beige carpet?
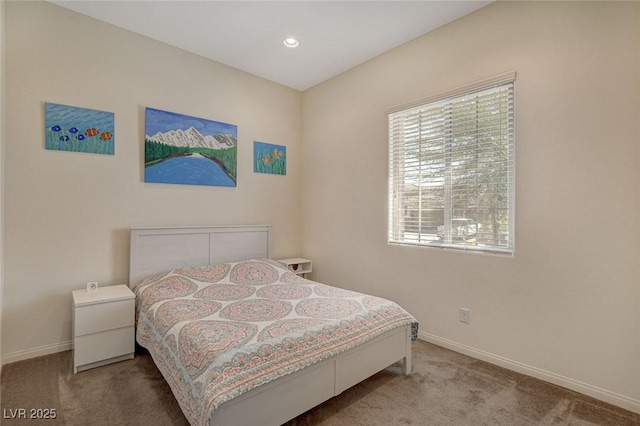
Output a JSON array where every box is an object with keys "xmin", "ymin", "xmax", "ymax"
[{"xmin": 2, "ymin": 340, "xmax": 638, "ymax": 425}]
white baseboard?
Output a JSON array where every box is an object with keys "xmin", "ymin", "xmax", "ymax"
[
  {"xmin": 3, "ymin": 334, "xmax": 639, "ymax": 416},
  {"xmin": 419, "ymin": 332, "xmax": 640, "ymax": 415},
  {"xmin": 2, "ymin": 340, "xmax": 72, "ymax": 366}
]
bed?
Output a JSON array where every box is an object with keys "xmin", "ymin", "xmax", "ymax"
[{"xmin": 129, "ymin": 225, "xmax": 417, "ymax": 426}]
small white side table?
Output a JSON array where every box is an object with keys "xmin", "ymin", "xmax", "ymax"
[
  {"xmin": 277, "ymin": 258, "xmax": 312, "ymax": 277},
  {"xmin": 72, "ymin": 284, "xmax": 135, "ymax": 373}
]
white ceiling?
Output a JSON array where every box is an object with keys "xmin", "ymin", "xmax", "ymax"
[{"xmin": 50, "ymin": 1, "xmax": 491, "ymax": 91}]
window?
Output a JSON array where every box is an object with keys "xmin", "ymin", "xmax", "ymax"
[{"xmin": 388, "ymin": 71, "xmax": 515, "ymax": 254}]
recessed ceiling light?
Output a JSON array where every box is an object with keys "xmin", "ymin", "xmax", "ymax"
[{"xmin": 283, "ymin": 37, "xmax": 299, "ymax": 48}]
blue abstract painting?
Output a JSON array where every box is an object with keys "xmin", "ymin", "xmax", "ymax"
[{"xmin": 45, "ymin": 102, "xmax": 114, "ymax": 155}]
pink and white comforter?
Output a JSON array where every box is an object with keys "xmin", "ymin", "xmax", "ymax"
[{"xmin": 133, "ymin": 259, "xmax": 417, "ymax": 425}]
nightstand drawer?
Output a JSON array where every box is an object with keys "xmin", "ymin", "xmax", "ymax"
[
  {"xmin": 74, "ymin": 327, "xmax": 135, "ymax": 366},
  {"xmin": 75, "ymin": 299, "xmax": 134, "ymax": 336}
]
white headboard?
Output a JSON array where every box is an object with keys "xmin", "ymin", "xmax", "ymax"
[{"xmin": 129, "ymin": 225, "xmax": 272, "ymax": 284}]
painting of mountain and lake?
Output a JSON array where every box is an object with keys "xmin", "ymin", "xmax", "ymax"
[{"xmin": 144, "ymin": 107, "xmax": 237, "ymax": 187}]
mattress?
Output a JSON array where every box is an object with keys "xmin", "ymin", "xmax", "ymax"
[{"xmin": 132, "ymin": 259, "xmax": 417, "ymax": 425}]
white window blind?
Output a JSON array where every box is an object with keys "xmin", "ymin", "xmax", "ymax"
[{"xmin": 388, "ymin": 72, "xmax": 515, "ymax": 254}]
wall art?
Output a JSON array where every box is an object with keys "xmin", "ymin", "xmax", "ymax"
[
  {"xmin": 144, "ymin": 107, "xmax": 237, "ymax": 187},
  {"xmin": 254, "ymin": 141, "xmax": 286, "ymax": 175},
  {"xmin": 45, "ymin": 102, "xmax": 114, "ymax": 155}
]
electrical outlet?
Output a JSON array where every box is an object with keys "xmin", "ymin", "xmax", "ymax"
[{"xmin": 459, "ymin": 308, "xmax": 470, "ymax": 324}]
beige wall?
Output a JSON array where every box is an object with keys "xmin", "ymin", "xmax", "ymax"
[
  {"xmin": 0, "ymin": 0, "xmax": 5, "ymax": 371},
  {"xmin": 302, "ymin": 1, "xmax": 639, "ymax": 411},
  {"xmin": 3, "ymin": 2, "xmax": 303, "ymax": 360}
]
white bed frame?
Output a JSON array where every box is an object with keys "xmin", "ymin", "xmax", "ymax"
[{"xmin": 129, "ymin": 225, "xmax": 412, "ymax": 426}]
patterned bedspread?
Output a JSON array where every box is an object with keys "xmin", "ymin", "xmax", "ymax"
[{"xmin": 133, "ymin": 259, "xmax": 417, "ymax": 426}]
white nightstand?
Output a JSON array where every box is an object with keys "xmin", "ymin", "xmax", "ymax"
[
  {"xmin": 72, "ymin": 284, "xmax": 135, "ymax": 373},
  {"xmin": 278, "ymin": 258, "xmax": 312, "ymax": 277}
]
